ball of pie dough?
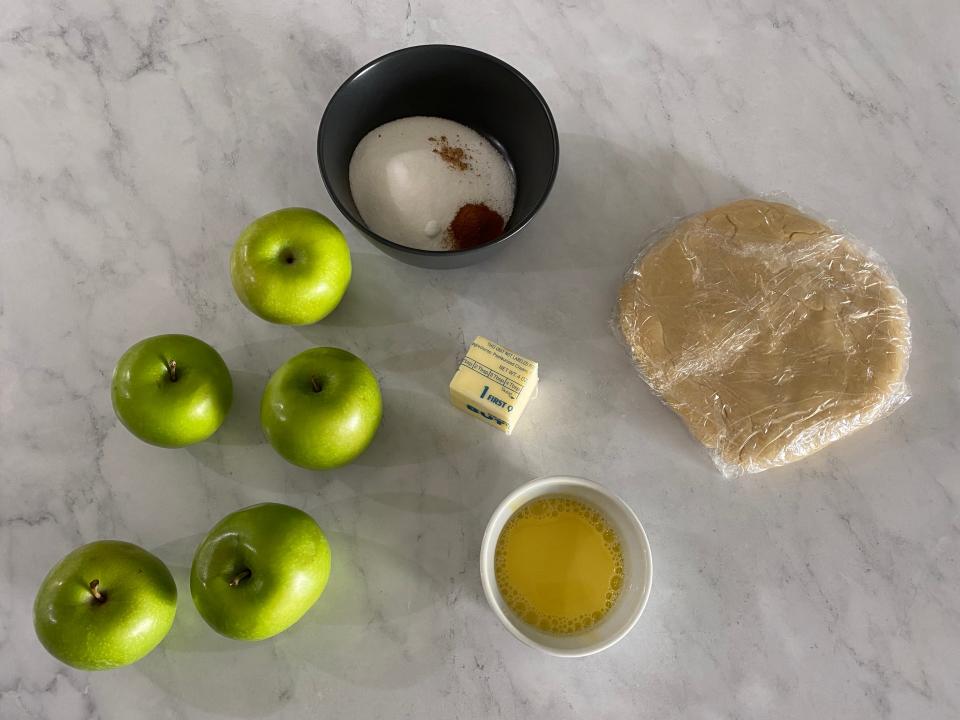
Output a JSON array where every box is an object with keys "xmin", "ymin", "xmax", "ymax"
[{"xmin": 616, "ymin": 199, "xmax": 910, "ymax": 475}]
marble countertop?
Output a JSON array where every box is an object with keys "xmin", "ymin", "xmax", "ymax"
[{"xmin": 2, "ymin": 0, "xmax": 958, "ymax": 718}]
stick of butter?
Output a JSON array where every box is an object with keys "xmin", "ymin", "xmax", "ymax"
[{"xmin": 449, "ymin": 336, "xmax": 538, "ymax": 435}]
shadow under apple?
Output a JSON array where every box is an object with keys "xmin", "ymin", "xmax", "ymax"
[
  {"xmin": 350, "ymin": 387, "xmax": 472, "ymax": 467},
  {"xmin": 356, "ymin": 491, "xmax": 468, "ymax": 515},
  {"xmin": 279, "ymin": 529, "xmax": 450, "ymax": 688},
  {"xmin": 136, "ymin": 534, "xmax": 299, "ymax": 718},
  {"xmin": 313, "ymin": 252, "xmax": 453, "ymax": 328},
  {"xmin": 292, "ymin": 315, "xmax": 458, "ymax": 399},
  {"xmin": 183, "ymin": 367, "xmax": 342, "ymax": 494},
  {"xmin": 194, "ymin": 370, "xmax": 268, "ymax": 450},
  {"xmin": 374, "ymin": 345, "xmax": 458, "ymax": 375},
  {"xmin": 137, "ymin": 527, "xmax": 450, "ymax": 706}
]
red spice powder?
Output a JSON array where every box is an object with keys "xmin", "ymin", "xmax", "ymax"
[{"xmin": 448, "ymin": 203, "xmax": 505, "ymax": 250}]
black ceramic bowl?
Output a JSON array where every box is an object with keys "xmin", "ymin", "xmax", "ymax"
[{"xmin": 318, "ymin": 45, "xmax": 559, "ymax": 269}]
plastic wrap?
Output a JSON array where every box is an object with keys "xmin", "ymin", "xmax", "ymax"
[{"xmin": 613, "ymin": 198, "xmax": 911, "ymax": 477}]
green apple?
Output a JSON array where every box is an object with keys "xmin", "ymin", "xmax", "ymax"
[
  {"xmin": 230, "ymin": 208, "xmax": 351, "ymax": 325},
  {"xmin": 190, "ymin": 503, "xmax": 331, "ymax": 640},
  {"xmin": 111, "ymin": 334, "xmax": 233, "ymax": 448},
  {"xmin": 34, "ymin": 540, "xmax": 177, "ymax": 670},
  {"xmin": 260, "ymin": 347, "xmax": 382, "ymax": 469}
]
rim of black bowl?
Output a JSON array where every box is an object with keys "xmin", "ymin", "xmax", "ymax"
[{"xmin": 317, "ymin": 44, "xmax": 560, "ymax": 258}]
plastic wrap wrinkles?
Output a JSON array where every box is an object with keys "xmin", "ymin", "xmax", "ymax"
[{"xmin": 614, "ymin": 199, "xmax": 911, "ymax": 477}]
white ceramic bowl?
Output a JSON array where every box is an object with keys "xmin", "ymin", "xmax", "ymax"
[{"xmin": 480, "ymin": 476, "xmax": 653, "ymax": 657}]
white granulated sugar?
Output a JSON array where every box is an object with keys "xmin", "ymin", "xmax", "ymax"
[{"xmin": 348, "ymin": 116, "xmax": 515, "ymax": 250}]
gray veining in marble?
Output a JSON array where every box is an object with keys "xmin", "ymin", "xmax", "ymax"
[{"xmin": 1, "ymin": 0, "xmax": 958, "ymax": 718}]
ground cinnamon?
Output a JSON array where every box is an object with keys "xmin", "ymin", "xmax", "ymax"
[
  {"xmin": 448, "ymin": 203, "xmax": 505, "ymax": 250},
  {"xmin": 429, "ymin": 135, "xmax": 472, "ymax": 171}
]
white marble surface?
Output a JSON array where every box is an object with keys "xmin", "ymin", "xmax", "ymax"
[{"xmin": 1, "ymin": 0, "xmax": 958, "ymax": 717}]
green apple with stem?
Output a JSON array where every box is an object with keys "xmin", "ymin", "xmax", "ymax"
[
  {"xmin": 111, "ymin": 334, "xmax": 233, "ymax": 448},
  {"xmin": 190, "ymin": 503, "xmax": 331, "ymax": 640},
  {"xmin": 261, "ymin": 347, "xmax": 382, "ymax": 469},
  {"xmin": 34, "ymin": 540, "xmax": 177, "ymax": 670},
  {"xmin": 230, "ymin": 208, "xmax": 352, "ymax": 325}
]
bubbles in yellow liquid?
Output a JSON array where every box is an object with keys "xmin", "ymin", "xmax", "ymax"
[{"xmin": 494, "ymin": 495, "xmax": 625, "ymax": 636}]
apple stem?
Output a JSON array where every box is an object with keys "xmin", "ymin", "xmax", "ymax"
[
  {"xmin": 229, "ymin": 569, "xmax": 251, "ymax": 587},
  {"xmin": 89, "ymin": 579, "xmax": 105, "ymax": 603},
  {"xmin": 168, "ymin": 360, "xmax": 178, "ymax": 382},
  {"xmin": 311, "ymin": 376, "xmax": 322, "ymax": 393}
]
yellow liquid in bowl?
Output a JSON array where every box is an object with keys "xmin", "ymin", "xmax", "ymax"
[{"xmin": 494, "ymin": 495, "xmax": 624, "ymax": 635}]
